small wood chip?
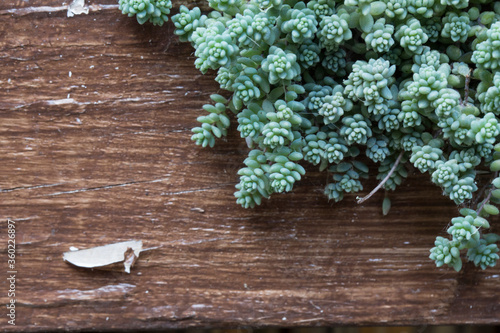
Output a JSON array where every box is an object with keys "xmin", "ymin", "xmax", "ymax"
[
  {"xmin": 67, "ymin": 0, "xmax": 89, "ymax": 17},
  {"xmin": 63, "ymin": 240, "xmax": 143, "ymax": 273}
]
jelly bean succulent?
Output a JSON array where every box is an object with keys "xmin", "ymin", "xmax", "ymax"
[
  {"xmin": 119, "ymin": 0, "xmax": 172, "ymax": 25},
  {"xmin": 120, "ymin": 0, "xmax": 500, "ymax": 272}
]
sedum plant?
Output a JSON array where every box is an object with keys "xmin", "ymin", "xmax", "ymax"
[
  {"xmin": 119, "ymin": 0, "xmax": 172, "ymax": 25},
  {"xmin": 120, "ymin": 0, "xmax": 500, "ymax": 272}
]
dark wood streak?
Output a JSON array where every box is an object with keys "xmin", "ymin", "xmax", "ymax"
[{"xmin": 0, "ymin": 1, "xmax": 499, "ymax": 331}]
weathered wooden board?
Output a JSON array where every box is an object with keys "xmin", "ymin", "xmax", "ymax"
[{"xmin": 0, "ymin": 0, "xmax": 499, "ymax": 331}]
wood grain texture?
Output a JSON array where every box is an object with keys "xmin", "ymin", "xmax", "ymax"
[{"xmin": 0, "ymin": 1, "xmax": 499, "ymax": 331}]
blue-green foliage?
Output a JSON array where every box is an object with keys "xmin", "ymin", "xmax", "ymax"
[
  {"xmin": 261, "ymin": 46, "xmax": 301, "ymax": 84},
  {"xmin": 467, "ymin": 235, "xmax": 500, "ymax": 270},
  {"xmin": 429, "ymin": 236, "xmax": 463, "ymax": 272},
  {"xmin": 317, "ymin": 12, "xmax": 352, "ymax": 51},
  {"xmin": 268, "ymin": 148, "xmax": 306, "ymax": 193},
  {"xmin": 119, "ymin": 0, "xmax": 172, "ymax": 25},
  {"xmin": 325, "ymin": 160, "xmax": 368, "ymax": 202},
  {"xmin": 191, "ymin": 94, "xmax": 230, "ymax": 147},
  {"xmin": 235, "ymin": 149, "xmax": 270, "ymax": 208},
  {"xmin": 280, "ymin": 3, "xmax": 318, "ymax": 44},
  {"xmin": 303, "ymin": 128, "xmax": 349, "ymax": 169},
  {"xmin": 442, "ymin": 12, "xmax": 471, "ymax": 43},
  {"xmin": 472, "ymin": 21, "xmax": 500, "ymax": 71},
  {"xmin": 344, "ymin": 58, "xmax": 396, "ymax": 116},
  {"xmin": 410, "ymin": 144, "xmax": 443, "ymax": 173},
  {"xmin": 362, "ymin": 18, "xmax": 395, "ymax": 54},
  {"xmin": 172, "ymin": 6, "xmax": 206, "ymax": 42},
  {"xmin": 119, "ymin": 0, "xmax": 500, "ymax": 272},
  {"xmin": 395, "ymin": 18, "xmax": 429, "ymax": 55},
  {"xmin": 340, "ymin": 114, "xmax": 372, "ymax": 145}
]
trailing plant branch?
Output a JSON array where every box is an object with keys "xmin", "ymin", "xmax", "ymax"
[
  {"xmin": 356, "ymin": 150, "xmax": 404, "ymax": 205},
  {"xmin": 476, "ymin": 171, "xmax": 499, "ymax": 216}
]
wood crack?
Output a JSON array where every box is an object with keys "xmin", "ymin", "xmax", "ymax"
[
  {"xmin": 1, "ymin": 182, "xmax": 68, "ymax": 193},
  {"xmin": 160, "ymin": 183, "xmax": 233, "ymax": 196},
  {"xmin": 41, "ymin": 177, "xmax": 171, "ymax": 196},
  {"xmin": 17, "ymin": 283, "xmax": 136, "ymax": 308}
]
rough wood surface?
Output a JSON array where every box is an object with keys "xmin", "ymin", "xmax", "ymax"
[{"xmin": 0, "ymin": 1, "xmax": 499, "ymax": 331}]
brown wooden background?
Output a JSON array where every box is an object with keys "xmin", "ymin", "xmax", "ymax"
[{"xmin": 0, "ymin": 0, "xmax": 499, "ymax": 331}]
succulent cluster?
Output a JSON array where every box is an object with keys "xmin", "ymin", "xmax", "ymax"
[
  {"xmin": 121, "ymin": 0, "xmax": 500, "ymax": 272},
  {"xmin": 119, "ymin": 0, "xmax": 172, "ymax": 25}
]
